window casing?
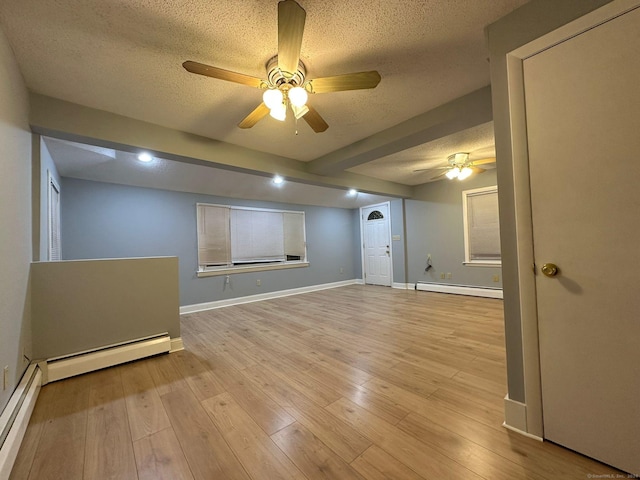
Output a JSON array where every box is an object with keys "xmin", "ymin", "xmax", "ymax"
[
  {"xmin": 462, "ymin": 186, "xmax": 501, "ymax": 265},
  {"xmin": 196, "ymin": 203, "xmax": 308, "ymax": 275}
]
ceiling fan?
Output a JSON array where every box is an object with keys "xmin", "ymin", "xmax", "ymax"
[
  {"xmin": 415, "ymin": 152, "xmax": 496, "ymax": 181},
  {"xmin": 182, "ymin": 0, "xmax": 381, "ymax": 133}
]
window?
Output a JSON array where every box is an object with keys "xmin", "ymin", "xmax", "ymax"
[
  {"xmin": 196, "ymin": 203, "xmax": 308, "ymax": 276},
  {"xmin": 462, "ymin": 186, "xmax": 501, "ymax": 265}
]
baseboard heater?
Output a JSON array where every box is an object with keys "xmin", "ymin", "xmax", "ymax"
[
  {"xmin": 0, "ymin": 364, "xmax": 41, "ymax": 480},
  {"xmin": 414, "ymin": 282, "xmax": 503, "ymax": 299},
  {"xmin": 42, "ymin": 333, "xmax": 171, "ymax": 384}
]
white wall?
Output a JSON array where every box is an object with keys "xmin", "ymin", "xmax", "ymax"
[{"xmin": 0, "ymin": 25, "xmax": 32, "ymax": 411}]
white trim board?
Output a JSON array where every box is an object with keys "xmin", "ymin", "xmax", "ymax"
[
  {"xmin": 393, "ymin": 282, "xmax": 410, "ymax": 290},
  {"xmin": 170, "ymin": 337, "xmax": 184, "ymax": 353},
  {"xmin": 415, "ymin": 282, "xmax": 503, "ymax": 299},
  {"xmin": 180, "ymin": 279, "xmax": 359, "ymax": 314},
  {"xmin": 502, "ymin": 394, "xmax": 543, "ymax": 440},
  {"xmin": 0, "ymin": 364, "xmax": 41, "ymax": 480}
]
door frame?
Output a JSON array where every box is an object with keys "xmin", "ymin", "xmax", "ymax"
[
  {"xmin": 47, "ymin": 170, "xmax": 61, "ymax": 261},
  {"xmin": 505, "ymin": 0, "xmax": 639, "ymax": 439},
  {"xmin": 359, "ymin": 201, "xmax": 393, "ymax": 286}
]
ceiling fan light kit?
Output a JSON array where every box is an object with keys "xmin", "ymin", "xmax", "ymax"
[
  {"xmin": 182, "ymin": 0, "xmax": 381, "ymax": 133},
  {"xmin": 445, "ymin": 153, "xmax": 475, "ymax": 180},
  {"xmin": 414, "ymin": 152, "xmax": 495, "ymax": 181}
]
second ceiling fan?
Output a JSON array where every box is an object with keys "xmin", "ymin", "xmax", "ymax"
[
  {"xmin": 182, "ymin": 0, "xmax": 382, "ymax": 133},
  {"xmin": 415, "ymin": 153, "xmax": 496, "ymax": 181}
]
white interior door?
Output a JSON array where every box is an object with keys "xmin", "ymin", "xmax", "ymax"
[
  {"xmin": 524, "ymin": 6, "xmax": 640, "ymax": 475},
  {"xmin": 362, "ymin": 204, "xmax": 391, "ymax": 286}
]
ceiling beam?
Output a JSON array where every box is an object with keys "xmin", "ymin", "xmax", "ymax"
[
  {"xmin": 29, "ymin": 93, "xmax": 412, "ymax": 198},
  {"xmin": 306, "ymin": 86, "xmax": 493, "ymax": 176}
]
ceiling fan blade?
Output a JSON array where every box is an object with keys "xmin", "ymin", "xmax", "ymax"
[
  {"xmin": 303, "ymin": 104, "xmax": 329, "ymax": 133},
  {"xmin": 429, "ymin": 170, "xmax": 450, "ymax": 180},
  {"xmin": 308, "ymin": 71, "xmax": 381, "ymax": 93},
  {"xmin": 471, "ymin": 157, "xmax": 496, "ymax": 166},
  {"xmin": 413, "ymin": 165, "xmax": 450, "ymax": 173},
  {"xmin": 278, "ymin": 0, "xmax": 306, "ymax": 74},
  {"xmin": 183, "ymin": 61, "xmax": 263, "ymax": 88},
  {"xmin": 238, "ymin": 103, "xmax": 270, "ymax": 129},
  {"xmin": 470, "ymin": 166, "xmax": 487, "ymax": 174}
]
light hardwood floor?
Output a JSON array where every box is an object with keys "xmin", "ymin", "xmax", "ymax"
[{"xmin": 10, "ymin": 285, "xmax": 623, "ymax": 479}]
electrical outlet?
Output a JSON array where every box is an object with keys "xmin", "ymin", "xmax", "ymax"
[
  {"xmin": 440, "ymin": 273, "xmax": 445, "ymax": 279},
  {"xmin": 493, "ymin": 274, "xmax": 500, "ymax": 282},
  {"xmin": 256, "ymin": 279, "xmax": 261, "ymax": 286},
  {"xmin": 447, "ymin": 273, "xmax": 452, "ymax": 279},
  {"xmin": 225, "ymin": 275, "xmax": 230, "ymax": 285},
  {"xmin": 339, "ymin": 267, "xmax": 344, "ymax": 274},
  {"xmin": 3, "ymin": 366, "xmax": 8, "ymax": 391}
]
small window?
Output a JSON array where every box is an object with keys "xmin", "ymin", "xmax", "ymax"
[
  {"xmin": 196, "ymin": 203, "xmax": 308, "ymax": 275},
  {"xmin": 367, "ymin": 210, "xmax": 384, "ymax": 220},
  {"xmin": 462, "ymin": 186, "xmax": 501, "ymax": 265}
]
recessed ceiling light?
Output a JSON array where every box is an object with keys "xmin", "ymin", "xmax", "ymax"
[
  {"xmin": 137, "ymin": 152, "xmax": 153, "ymax": 163},
  {"xmin": 348, "ymin": 189, "xmax": 358, "ymax": 196},
  {"xmin": 273, "ymin": 175, "xmax": 284, "ymax": 185}
]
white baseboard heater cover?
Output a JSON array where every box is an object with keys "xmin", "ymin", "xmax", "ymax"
[
  {"xmin": 44, "ymin": 334, "xmax": 171, "ymax": 384},
  {"xmin": 0, "ymin": 364, "xmax": 41, "ymax": 480},
  {"xmin": 415, "ymin": 282, "xmax": 503, "ymax": 299}
]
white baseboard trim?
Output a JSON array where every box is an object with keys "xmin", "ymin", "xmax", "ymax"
[
  {"xmin": 355, "ymin": 278, "xmax": 364, "ymax": 285},
  {"xmin": 0, "ymin": 364, "xmax": 41, "ymax": 480},
  {"xmin": 415, "ymin": 282, "xmax": 503, "ymax": 299},
  {"xmin": 503, "ymin": 422, "xmax": 544, "ymax": 441},
  {"xmin": 180, "ymin": 279, "xmax": 359, "ymax": 314},
  {"xmin": 44, "ymin": 334, "xmax": 172, "ymax": 384},
  {"xmin": 170, "ymin": 337, "xmax": 184, "ymax": 353},
  {"xmin": 503, "ymin": 395, "xmax": 543, "ymax": 441},
  {"xmin": 392, "ymin": 282, "xmax": 410, "ymax": 290}
]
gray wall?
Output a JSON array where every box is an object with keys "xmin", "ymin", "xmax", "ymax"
[
  {"xmin": 31, "ymin": 257, "xmax": 180, "ymax": 359},
  {"xmin": 0, "ymin": 25, "xmax": 32, "ymax": 411},
  {"xmin": 407, "ymin": 169, "xmax": 501, "ymax": 288},
  {"xmin": 486, "ymin": 0, "xmax": 614, "ymax": 403},
  {"xmin": 61, "ymin": 178, "xmax": 359, "ymax": 307},
  {"xmin": 351, "ymin": 208, "xmax": 363, "ymax": 280},
  {"xmin": 390, "ymin": 199, "xmax": 407, "ymax": 285}
]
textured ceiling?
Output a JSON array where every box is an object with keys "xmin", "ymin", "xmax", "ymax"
[
  {"xmin": 0, "ymin": 0, "xmax": 528, "ymax": 189},
  {"xmin": 348, "ymin": 121, "xmax": 496, "ymax": 185}
]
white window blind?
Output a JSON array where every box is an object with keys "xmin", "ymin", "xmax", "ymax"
[
  {"xmin": 231, "ymin": 209, "xmax": 285, "ymax": 263},
  {"xmin": 197, "ymin": 205, "xmax": 230, "ymax": 266},
  {"xmin": 463, "ymin": 187, "xmax": 501, "ymax": 263},
  {"xmin": 196, "ymin": 203, "xmax": 306, "ymax": 272},
  {"xmin": 283, "ymin": 212, "xmax": 306, "ymax": 258}
]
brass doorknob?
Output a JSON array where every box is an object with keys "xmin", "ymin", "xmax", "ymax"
[{"xmin": 541, "ymin": 263, "xmax": 559, "ymax": 277}]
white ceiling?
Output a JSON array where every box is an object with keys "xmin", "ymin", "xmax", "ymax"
[{"xmin": 0, "ymin": 0, "xmax": 527, "ymax": 197}]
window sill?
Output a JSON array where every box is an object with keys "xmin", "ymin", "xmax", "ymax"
[
  {"xmin": 197, "ymin": 261, "xmax": 310, "ymax": 277},
  {"xmin": 463, "ymin": 261, "xmax": 502, "ymax": 267}
]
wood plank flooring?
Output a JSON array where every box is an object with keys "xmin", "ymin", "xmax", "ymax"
[{"xmin": 10, "ymin": 285, "xmax": 623, "ymax": 479}]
